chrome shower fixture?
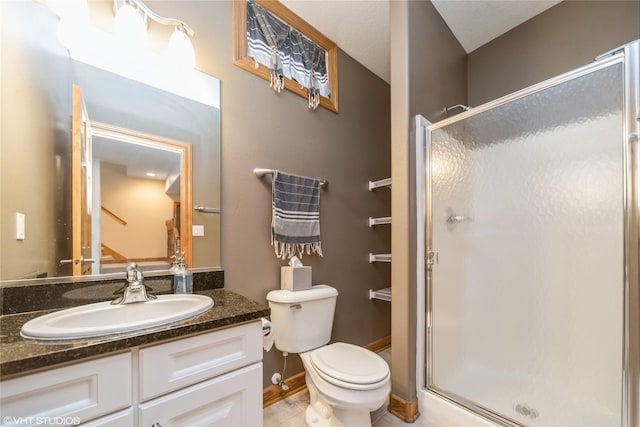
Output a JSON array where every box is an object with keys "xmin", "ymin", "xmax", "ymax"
[{"xmin": 444, "ymin": 104, "xmax": 471, "ymax": 115}]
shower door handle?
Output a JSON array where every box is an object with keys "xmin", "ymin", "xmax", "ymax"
[
  {"xmin": 427, "ymin": 251, "xmax": 439, "ymax": 268},
  {"xmin": 446, "ymin": 214, "xmax": 471, "ymax": 223}
]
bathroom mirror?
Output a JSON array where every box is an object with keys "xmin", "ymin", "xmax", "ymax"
[
  {"xmin": 0, "ymin": 2, "xmax": 221, "ymax": 283},
  {"xmin": 77, "ymin": 114, "xmax": 193, "ymax": 277}
]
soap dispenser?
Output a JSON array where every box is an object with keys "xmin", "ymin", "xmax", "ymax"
[{"xmin": 171, "ymin": 252, "xmax": 193, "ymax": 294}]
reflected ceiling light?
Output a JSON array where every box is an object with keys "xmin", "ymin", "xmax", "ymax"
[{"xmin": 113, "ymin": 0, "xmax": 196, "ymax": 67}]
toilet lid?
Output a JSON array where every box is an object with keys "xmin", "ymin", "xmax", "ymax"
[{"xmin": 309, "ymin": 343, "xmax": 390, "ymax": 389}]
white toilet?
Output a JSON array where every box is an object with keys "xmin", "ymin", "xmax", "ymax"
[{"xmin": 266, "ymin": 285, "xmax": 391, "ymax": 427}]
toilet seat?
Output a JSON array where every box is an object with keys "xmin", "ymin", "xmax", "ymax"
[{"xmin": 309, "ymin": 342, "xmax": 390, "ymax": 391}]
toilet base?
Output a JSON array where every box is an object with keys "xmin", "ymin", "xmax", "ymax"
[
  {"xmin": 304, "ymin": 375, "xmax": 375, "ymax": 427},
  {"xmin": 305, "ymin": 404, "xmax": 373, "ymax": 427}
]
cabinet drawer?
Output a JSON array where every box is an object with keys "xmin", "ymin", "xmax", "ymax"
[
  {"xmin": 0, "ymin": 353, "xmax": 131, "ymax": 426},
  {"xmin": 139, "ymin": 321, "xmax": 262, "ymax": 401},
  {"xmin": 139, "ymin": 362, "xmax": 262, "ymax": 427}
]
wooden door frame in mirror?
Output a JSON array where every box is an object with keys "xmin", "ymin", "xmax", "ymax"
[
  {"xmin": 90, "ymin": 122, "xmax": 194, "ymax": 267},
  {"xmin": 232, "ymin": 0, "xmax": 339, "ymax": 113}
]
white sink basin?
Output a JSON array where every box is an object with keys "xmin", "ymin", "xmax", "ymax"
[{"xmin": 21, "ymin": 294, "xmax": 214, "ymax": 340}]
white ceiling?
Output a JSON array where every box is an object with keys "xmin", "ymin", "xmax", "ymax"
[
  {"xmin": 280, "ymin": 0, "xmax": 390, "ymax": 82},
  {"xmin": 93, "ymin": 136, "xmax": 181, "ymax": 181},
  {"xmin": 280, "ymin": 0, "xmax": 562, "ymax": 84},
  {"xmin": 431, "ymin": 0, "xmax": 561, "ymax": 52}
]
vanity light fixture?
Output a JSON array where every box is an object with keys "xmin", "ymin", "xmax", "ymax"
[
  {"xmin": 168, "ymin": 24, "xmax": 196, "ymax": 69},
  {"xmin": 113, "ymin": 0, "xmax": 196, "ymax": 67},
  {"xmin": 114, "ymin": 1, "xmax": 147, "ymax": 48},
  {"xmin": 49, "ymin": 0, "xmax": 90, "ymax": 49}
]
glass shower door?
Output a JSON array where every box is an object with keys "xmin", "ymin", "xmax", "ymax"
[{"xmin": 427, "ymin": 61, "xmax": 625, "ymax": 426}]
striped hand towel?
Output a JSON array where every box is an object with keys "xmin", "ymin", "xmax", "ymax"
[{"xmin": 271, "ymin": 170, "xmax": 323, "ymax": 259}]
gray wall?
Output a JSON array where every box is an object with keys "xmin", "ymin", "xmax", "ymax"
[
  {"xmin": 389, "ymin": 0, "xmax": 467, "ymax": 404},
  {"xmin": 468, "ymin": 0, "xmax": 640, "ymax": 106},
  {"xmin": 409, "ymin": 1, "xmax": 468, "ymax": 121},
  {"xmin": 149, "ymin": 1, "xmax": 392, "ymax": 387}
]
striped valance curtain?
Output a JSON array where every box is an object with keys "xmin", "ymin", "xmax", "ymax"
[{"xmin": 246, "ymin": 0, "xmax": 330, "ymax": 109}]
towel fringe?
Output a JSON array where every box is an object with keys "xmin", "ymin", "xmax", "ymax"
[{"xmin": 273, "ymin": 241, "xmax": 322, "ymax": 260}]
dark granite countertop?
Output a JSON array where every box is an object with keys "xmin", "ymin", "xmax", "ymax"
[{"xmin": 0, "ymin": 289, "xmax": 270, "ymax": 379}]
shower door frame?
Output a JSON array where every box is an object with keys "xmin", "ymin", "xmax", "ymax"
[{"xmin": 415, "ymin": 41, "xmax": 639, "ymax": 427}]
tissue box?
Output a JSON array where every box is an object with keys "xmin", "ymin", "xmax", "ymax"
[{"xmin": 281, "ymin": 266, "xmax": 312, "ymax": 291}]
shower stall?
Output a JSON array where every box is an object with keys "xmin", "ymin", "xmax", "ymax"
[{"xmin": 416, "ymin": 41, "xmax": 639, "ymax": 426}]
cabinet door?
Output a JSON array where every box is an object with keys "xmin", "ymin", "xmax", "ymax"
[
  {"xmin": 81, "ymin": 409, "xmax": 134, "ymax": 427},
  {"xmin": 0, "ymin": 353, "xmax": 131, "ymax": 426},
  {"xmin": 139, "ymin": 362, "xmax": 262, "ymax": 427},
  {"xmin": 139, "ymin": 322, "xmax": 261, "ymax": 401}
]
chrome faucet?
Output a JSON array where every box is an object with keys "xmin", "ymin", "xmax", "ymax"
[{"xmin": 111, "ymin": 263, "xmax": 157, "ymax": 305}]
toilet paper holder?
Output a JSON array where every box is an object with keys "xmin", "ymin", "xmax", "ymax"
[{"xmin": 262, "ymin": 318, "xmax": 274, "ymax": 352}]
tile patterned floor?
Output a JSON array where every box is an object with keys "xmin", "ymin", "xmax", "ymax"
[{"xmin": 263, "ymin": 348, "xmax": 424, "ymax": 427}]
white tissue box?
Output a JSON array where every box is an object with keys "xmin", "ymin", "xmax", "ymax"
[{"xmin": 281, "ymin": 266, "xmax": 312, "ymax": 291}]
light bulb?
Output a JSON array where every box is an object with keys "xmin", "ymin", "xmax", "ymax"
[
  {"xmin": 52, "ymin": 0, "xmax": 89, "ymax": 49},
  {"xmin": 48, "ymin": 0, "xmax": 89, "ymax": 22},
  {"xmin": 168, "ymin": 27, "xmax": 196, "ymax": 69},
  {"xmin": 58, "ymin": 16, "xmax": 87, "ymax": 50},
  {"xmin": 114, "ymin": 3, "xmax": 146, "ymax": 48}
]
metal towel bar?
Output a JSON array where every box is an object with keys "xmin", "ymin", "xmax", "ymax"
[
  {"xmin": 194, "ymin": 206, "xmax": 220, "ymax": 214},
  {"xmin": 253, "ymin": 168, "xmax": 328, "ymax": 189}
]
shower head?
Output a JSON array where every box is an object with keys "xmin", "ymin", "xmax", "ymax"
[{"xmin": 444, "ymin": 104, "xmax": 471, "ymax": 115}]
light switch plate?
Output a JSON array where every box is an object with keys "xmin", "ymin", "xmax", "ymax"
[
  {"xmin": 192, "ymin": 225, "xmax": 205, "ymax": 236},
  {"xmin": 16, "ymin": 212, "xmax": 25, "ymax": 240}
]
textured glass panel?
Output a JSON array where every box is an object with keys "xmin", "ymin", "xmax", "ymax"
[{"xmin": 429, "ymin": 63, "xmax": 624, "ymax": 427}]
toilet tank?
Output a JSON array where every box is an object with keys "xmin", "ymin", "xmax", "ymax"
[{"xmin": 266, "ymin": 285, "xmax": 338, "ymax": 353}]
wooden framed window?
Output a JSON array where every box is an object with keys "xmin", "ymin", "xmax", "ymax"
[{"xmin": 232, "ymin": 0, "xmax": 339, "ymax": 113}]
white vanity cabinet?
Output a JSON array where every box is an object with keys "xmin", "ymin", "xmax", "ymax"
[
  {"xmin": 138, "ymin": 363, "xmax": 262, "ymax": 426},
  {"xmin": 0, "ymin": 353, "xmax": 132, "ymax": 426},
  {"xmin": 137, "ymin": 321, "xmax": 263, "ymax": 426},
  {"xmin": 0, "ymin": 321, "xmax": 263, "ymax": 427}
]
